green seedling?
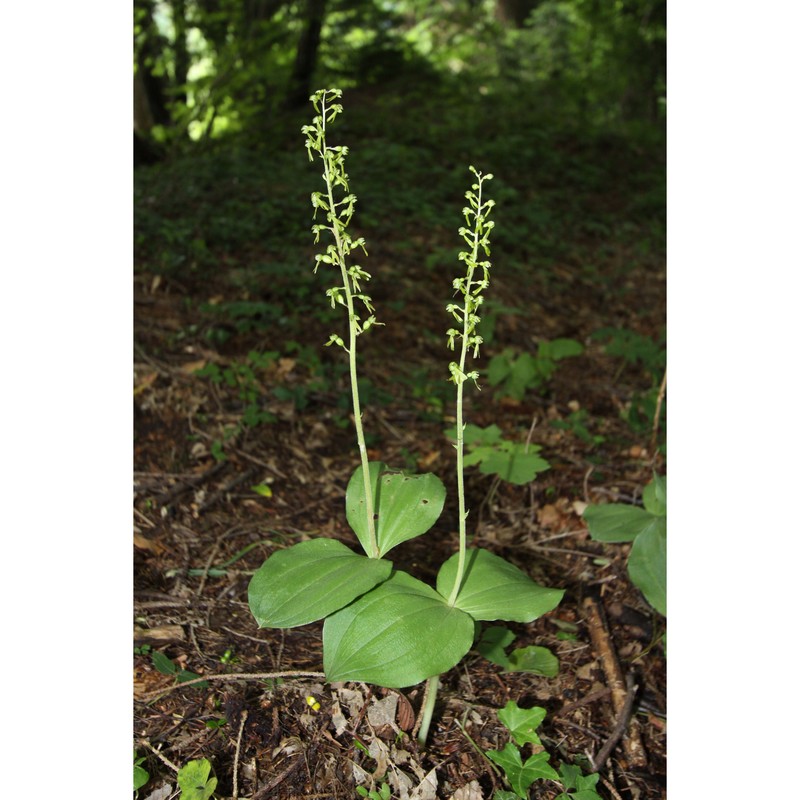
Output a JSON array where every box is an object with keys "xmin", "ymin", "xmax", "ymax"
[
  {"xmin": 151, "ymin": 651, "xmax": 209, "ymax": 688},
  {"xmin": 551, "ymin": 409, "xmax": 605, "ymax": 446},
  {"xmin": 195, "ymin": 351, "xmax": 278, "ymax": 426},
  {"xmin": 554, "ymin": 763, "xmax": 603, "ymax": 800},
  {"xmin": 486, "ymin": 702, "xmax": 559, "ymax": 797},
  {"xmin": 488, "ymin": 338, "xmax": 584, "ymax": 401},
  {"xmin": 446, "ymin": 423, "xmax": 550, "ymax": 485},
  {"xmin": 177, "ymin": 758, "xmax": 217, "ymax": 800},
  {"xmin": 591, "ymin": 326, "xmax": 666, "ymax": 446},
  {"xmin": 583, "ymin": 474, "xmax": 666, "ymax": 615},
  {"xmin": 134, "ymin": 749, "xmax": 149, "ymax": 792},
  {"xmin": 356, "ymin": 782, "xmax": 391, "ymax": 800},
  {"xmin": 592, "ymin": 326, "xmax": 665, "ymax": 378},
  {"xmin": 487, "ymin": 702, "xmax": 603, "ymax": 800},
  {"xmin": 247, "ymin": 89, "xmax": 562, "ymax": 744},
  {"xmin": 476, "ymin": 626, "xmax": 559, "ymax": 677}
]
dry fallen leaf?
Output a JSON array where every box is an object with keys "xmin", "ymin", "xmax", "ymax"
[
  {"xmin": 450, "ymin": 780, "xmax": 484, "ymax": 800},
  {"xmin": 134, "ymin": 371, "xmax": 158, "ymax": 396},
  {"xmin": 133, "ymin": 533, "xmax": 166, "ymax": 555},
  {"xmin": 181, "ymin": 359, "xmax": 207, "ymax": 374}
]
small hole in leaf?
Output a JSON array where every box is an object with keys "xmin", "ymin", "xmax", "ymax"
[
  {"xmin": 421, "ymin": 499, "xmax": 429, "ymax": 504},
  {"xmin": 373, "ymin": 514, "xmax": 379, "ymax": 520}
]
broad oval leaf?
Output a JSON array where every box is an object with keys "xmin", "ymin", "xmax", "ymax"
[
  {"xmin": 628, "ymin": 524, "xmax": 666, "ymax": 616},
  {"xmin": 506, "ymin": 645, "xmax": 559, "ymax": 677},
  {"xmin": 346, "ymin": 462, "xmax": 446, "ymax": 558},
  {"xmin": 643, "ymin": 474, "xmax": 667, "ymax": 516},
  {"xmin": 545, "ymin": 337, "xmax": 584, "ymax": 361},
  {"xmin": 323, "ymin": 570, "xmax": 475, "ymax": 688},
  {"xmin": 437, "ymin": 548, "xmax": 564, "ymax": 622},
  {"xmin": 248, "ymin": 538, "xmax": 392, "ymax": 628},
  {"xmin": 583, "ymin": 503, "xmax": 661, "ymax": 542}
]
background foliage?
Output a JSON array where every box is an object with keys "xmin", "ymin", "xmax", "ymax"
[{"xmin": 134, "ymin": 0, "xmax": 665, "ymax": 151}]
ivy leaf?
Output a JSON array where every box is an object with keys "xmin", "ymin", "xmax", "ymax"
[
  {"xmin": 486, "ymin": 743, "xmax": 558, "ymax": 797},
  {"xmin": 496, "ymin": 701, "xmax": 547, "ymax": 747}
]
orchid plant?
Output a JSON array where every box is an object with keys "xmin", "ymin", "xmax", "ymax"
[{"xmin": 247, "ymin": 88, "xmax": 563, "ymax": 744}]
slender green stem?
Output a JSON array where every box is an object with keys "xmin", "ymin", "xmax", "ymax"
[
  {"xmin": 416, "ymin": 674, "xmax": 440, "ymax": 747},
  {"xmin": 318, "ymin": 93, "xmax": 378, "ymax": 557},
  {"xmin": 447, "ymin": 281, "xmax": 473, "ymax": 606},
  {"xmin": 446, "ymin": 173, "xmax": 488, "ymax": 606}
]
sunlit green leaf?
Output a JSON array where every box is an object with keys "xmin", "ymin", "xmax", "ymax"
[
  {"xmin": 177, "ymin": 759, "xmax": 217, "ymax": 800},
  {"xmin": 323, "ymin": 571, "xmax": 475, "ymax": 688},
  {"xmin": 151, "ymin": 650, "xmax": 177, "ymax": 675},
  {"xmin": 346, "ymin": 462, "xmax": 445, "ymax": 557},
  {"xmin": 583, "ymin": 503, "xmax": 662, "ymax": 542},
  {"xmin": 486, "ymin": 743, "xmax": 558, "ymax": 796},
  {"xmin": 506, "ymin": 645, "xmax": 559, "ymax": 677},
  {"xmin": 497, "ymin": 700, "xmax": 547, "ymax": 747},
  {"xmin": 628, "ymin": 524, "xmax": 666, "ymax": 615},
  {"xmin": 475, "ymin": 625, "xmax": 516, "ymax": 668},
  {"xmin": 437, "ymin": 549, "xmax": 564, "ymax": 622},
  {"xmin": 248, "ymin": 539, "xmax": 392, "ymax": 628},
  {"xmin": 643, "ymin": 474, "xmax": 666, "ymax": 516}
]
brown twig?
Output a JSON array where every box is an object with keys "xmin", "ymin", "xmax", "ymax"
[
  {"xmin": 591, "ymin": 672, "xmax": 638, "ymax": 771},
  {"xmin": 232, "ymin": 709, "xmax": 248, "ymax": 800},
  {"xmin": 138, "ymin": 670, "xmax": 326, "ymax": 702},
  {"xmin": 555, "ymin": 686, "xmax": 611, "ymax": 717},
  {"xmin": 138, "ymin": 737, "xmax": 180, "ymax": 773},
  {"xmin": 251, "ymin": 757, "xmax": 304, "ymax": 799},
  {"xmin": 582, "ymin": 594, "xmax": 647, "ymax": 769},
  {"xmin": 152, "ymin": 459, "xmax": 228, "ymax": 507}
]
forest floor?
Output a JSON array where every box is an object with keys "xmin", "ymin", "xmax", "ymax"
[{"xmin": 134, "ymin": 83, "xmax": 666, "ymax": 800}]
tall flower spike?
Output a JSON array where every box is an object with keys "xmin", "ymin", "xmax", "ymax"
[
  {"xmin": 303, "ymin": 89, "xmax": 381, "ymax": 557},
  {"xmin": 447, "ymin": 167, "xmax": 494, "ymax": 606}
]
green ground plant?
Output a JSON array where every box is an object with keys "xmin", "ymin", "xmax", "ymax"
[
  {"xmin": 445, "ymin": 423, "xmax": 551, "ymax": 485},
  {"xmin": 150, "ymin": 651, "xmax": 209, "ymax": 688},
  {"xmin": 247, "ymin": 89, "xmax": 563, "ymax": 744},
  {"xmin": 488, "ymin": 338, "xmax": 584, "ymax": 401},
  {"xmin": 591, "ymin": 326, "xmax": 666, "ymax": 447},
  {"xmin": 484, "ymin": 701, "xmax": 603, "ymax": 800},
  {"xmin": 583, "ymin": 474, "xmax": 666, "ymax": 616},
  {"xmin": 550, "ymin": 409, "xmax": 605, "ymax": 446},
  {"xmin": 356, "ymin": 782, "xmax": 391, "ymax": 800},
  {"xmin": 177, "ymin": 758, "xmax": 217, "ymax": 800},
  {"xmin": 475, "ymin": 625, "xmax": 559, "ymax": 677},
  {"xmin": 134, "ymin": 749, "xmax": 149, "ymax": 793}
]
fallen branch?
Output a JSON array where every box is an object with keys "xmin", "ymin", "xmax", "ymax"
[
  {"xmin": 592, "ymin": 672, "xmax": 638, "ymax": 772},
  {"xmin": 138, "ymin": 670, "xmax": 326, "ymax": 702},
  {"xmin": 232, "ymin": 709, "xmax": 249, "ymax": 800},
  {"xmin": 582, "ymin": 594, "xmax": 647, "ymax": 769}
]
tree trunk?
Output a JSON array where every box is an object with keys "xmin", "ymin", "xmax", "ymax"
[
  {"xmin": 495, "ymin": 0, "xmax": 541, "ymax": 28},
  {"xmin": 134, "ymin": 0, "xmax": 172, "ymax": 128},
  {"xmin": 285, "ymin": 0, "xmax": 327, "ymax": 108},
  {"xmin": 171, "ymin": 0, "xmax": 190, "ymax": 106}
]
